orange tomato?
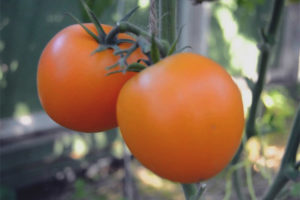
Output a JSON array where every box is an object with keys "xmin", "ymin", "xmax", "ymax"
[
  {"xmin": 37, "ymin": 23, "xmax": 145, "ymax": 132},
  {"xmin": 117, "ymin": 52, "xmax": 244, "ymax": 183}
]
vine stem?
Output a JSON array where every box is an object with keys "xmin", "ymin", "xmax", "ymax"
[
  {"xmin": 158, "ymin": 0, "xmax": 176, "ymax": 43},
  {"xmin": 246, "ymin": 0, "xmax": 286, "ymax": 140},
  {"xmin": 231, "ymin": 0, "xmax": 286, "ymax": 198},
  {"xmin": 149, "ymin": 0, "xmax": 158, "ymax": 35},
  {"xmin": 262, "ymin": 106, "xmax": 300, "ymax": 200}
]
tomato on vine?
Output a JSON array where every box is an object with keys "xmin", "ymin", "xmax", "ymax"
[
  {"xmin": 117, "ymin": 52, "xmax": 244, "ymax": 183},
  {"xmin": 37, "ymin": 23, "xmax": 146, "ymax": 132}
]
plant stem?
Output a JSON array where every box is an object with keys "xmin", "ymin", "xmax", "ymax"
[
  {"xmin": 149, "ymin": 0, "xmax": 158, "ymax": 35},
  {"xmin": 225, "ymin": 161, "xmax": 246, "ymax": 200},
  {"xmin": 105, "ymin": 21, "xmax": 168, "ymax": 56},
  {"xmin": 245, "ymin": 160, "xmax": 257, "ymax": 200},
  {"xmin": 182, "ymin": 184, "xmax": 198, "ymax": 200},
  {"xmin": 158, "ymin": 0, "xmax": 176, "ymax": 44},
  {"xmin": 262, "ymin": 106, "xmax": 300, "ymax": 200},
  {"xmin": 246, "ymin": 0, "xmax": 285, "ymax": 140},
  {"xmin": 231, "ymin": 0, "xmax": 286, "ymax": 198},
  {"xmin": 233, "ymin": 0, "xmax": 286, "ymax": 164},
  {"xmin": 182, "ymin": 184, "xmax": 206, "ymax": 200}
]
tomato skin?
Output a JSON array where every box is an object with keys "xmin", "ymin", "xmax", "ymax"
[
  {"xmin": 117, "ymin": 53, "xmax": 244, "ymax": 183},
  {"xmin": 37, "ymin": 23, "xmax": 145, "ymax": 132}
]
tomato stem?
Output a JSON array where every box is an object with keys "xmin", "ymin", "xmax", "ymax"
[
  {"xmin": 182, "ymin": 183, "xmax": 206, "ymax": 200},
  {"xmin": 105, "ymin": 22, "xmax": 169, "ymax": 57},
  {"xmin": 158, "ymin": 0, "xmax": 177, "ymax": 44}
]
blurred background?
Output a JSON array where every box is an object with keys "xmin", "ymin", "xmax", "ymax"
[{"xmin": 0, "ymin": 0, "xmax": 299, "ymax": 199}]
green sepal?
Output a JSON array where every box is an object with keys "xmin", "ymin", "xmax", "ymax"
[
  {"xmin": 127, "ymin": 62, "xmax": 147, "ymax": 71},
  {"xmin": 106, "ymin": 63, "xmax": 119, "ymax": 70},
  {"xmin": 106, "ymin": 62, "xmax": 146, "ymax": 76},
  {"xmin": 137, "ymin": 58, "xmax": 151, "ymax": 66},
  {"xmin": 116, "ymin": 39, "xmax": 136, "ymax": 44},
  {"xmin": 118, "ymin": 43, "xmax": 139, "ymax": 68},
  {"xmin": 80, "ymin": 0, "xmax": 106, "ymax": 40},
  {"xmin": 168, "ymin": 26, "xmax": 184, "ymax": 55},
  {"xmin": 114, "ymin": 48, "xmax": 132, "ymax": 56},
  {"xmin": 137, "ymin": 37, "xmax": 151, "ymax": 54},
  {"xmin": 91, "ymin": 45, "xmax": 108, "ymax": 54},
  {"xmin": 66, "ymin": 12, "xmax": 100, "ymax": 43},
  {"xmin": 150, "ymin": 34, "xmax": 160, "ymax": 64},
  {"xmin": 111, "ymin": 44, "xmax": 122, "ymax": 54},
  {"xmin": 119, "ymin": 6, "xmax": 139, "ymax": 23}
]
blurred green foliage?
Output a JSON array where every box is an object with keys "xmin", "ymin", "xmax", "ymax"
[
  {"xmin": 290, "ymin": 182, "xmax": 300, "ymax": 198},
  {"xmin": 73, "ymin": 179, "xmax": 108, "ymax": 200},
  {"xmin": 259, "ymin": 86, "xmax": 296, "ymax": 134},
  {"xmin": 0, "ymin": 0, "xmax": 81, "ymax": 118},
  {"xmin": 81, "ymin": 0, "xmax": 116, "ymax": 22},
  {"xmin": 0, "ymin": 0, "xmax": 149, "ymax": 119},
  {"xmin": 208, "ymin": 0, "xmax": 276, "ymax": 76},
  {"xmin": 72, "ymin": 178, "xmax": 129, "ymax": 200},
  {"xmin": 0, "ymin": 186, "xmax": 16, "ymax": 200}
]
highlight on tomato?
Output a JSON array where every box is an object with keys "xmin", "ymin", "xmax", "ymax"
[
  {"xmin": 37, "ymin": 23, "xmax": 146, "ymax": 133},
  {"xmin": 117, "ymin": 52, "xmax": 245, "ymax": 183}
]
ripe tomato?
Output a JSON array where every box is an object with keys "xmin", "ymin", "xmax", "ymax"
[
  {"xmin": 37, "ymin": 23, "xmax": 145, "ymax": 132},
  {"xmin": 117, "ymin": 53, "xmax": 244, "ymax": 183}
]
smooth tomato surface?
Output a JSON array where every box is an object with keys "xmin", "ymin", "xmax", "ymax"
[
  {"xmin": 37, "ymin": 23, "xmax": 145, "ymax": 132},
  {"xmin": 117, "ymin": 52, "xmax": 244, "ymax": 183}
]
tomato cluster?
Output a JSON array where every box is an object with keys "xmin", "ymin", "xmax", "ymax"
[{"xmin": 37, "ymin": 23, "xmax": 244, "ymax": 183}]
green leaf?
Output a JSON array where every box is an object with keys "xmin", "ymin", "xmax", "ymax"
[{"xmin": 150, "ymin": 34, "xmax": 160, "ymax": 64}]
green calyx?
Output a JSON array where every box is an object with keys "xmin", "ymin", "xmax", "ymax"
[
  {"xmin": 70, "ymin": 0, "xmax": 182, "ymax": 75},
  {"xmin": 68, "ymin": 0, "xmax": 148, "ymax": 74}
]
